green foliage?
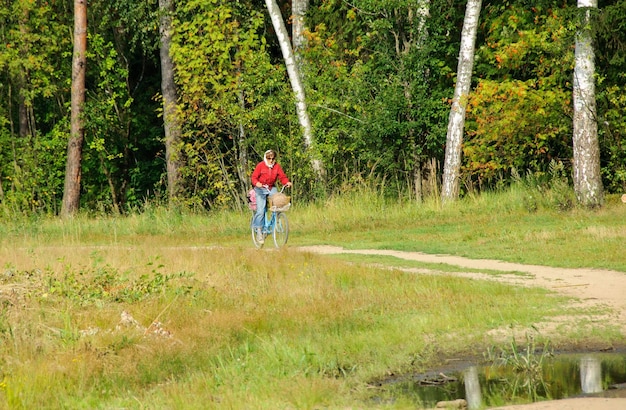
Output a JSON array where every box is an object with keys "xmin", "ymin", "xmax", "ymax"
[
  {"xmin": 0, "ymin": 0, "xmax": 162, "ymax": 214},
  {"xmin": 598, "ymin": 80, "xmax": 626, "ymax": 192},
  {"xmin": 44, "ymin": 266, "xmax": 192, "ymax": 305},
  {"xmin": 81, "ymin": 0, "xmax": 164, "ymax": 212},
  {"xmin": 465, "ymin": 80, "xmax": 572, "ymax": 187},
  {"xmin": 512, "ymin": 160, "xmax": 576, "ymax": 212},
  {"xmin": 596, "ymin": 1, "xmax": 626, "ymax": 83},
  {"xmin": 0, "ymin": 0, "xmax": 68, "ymax": 104},
  {"xmin": 477, "ymin": 2, "xmax": 576, "ymax": 84},
  {"xmin": 0, "ymin": 121, "xmax": 67, "ymax": 214},
  {"xmin": 595, "ymin": 2, "xmax": 626, "ymax": 194},
  {"xmin": 171, "ymin": 0, "xmax": 302, "ymax": 209},
  {"xmin": 465, "ymin": 3, "xmax": 575, "ymax": 190},
  {"xmin": 304, "ymin": 0, "xmax": 458, "ymax": 197},
  {"xmin": 95, "ymin": 0, "xmax": 159, "ymax": 55},
  {"xmin": 82, "ymin": 33, "xmax": 134, "ymax": 212},
  {"xmin": 0, "ymin": 0, "xmax": 71, "ymax": 214},
  {"xmin": 2, "ymin": 0, "xmax": 626, "ymax": 213}
]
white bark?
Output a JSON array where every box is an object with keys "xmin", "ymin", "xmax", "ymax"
[
  {"xmin": 580, "ymin": 356, "xmax": 603, "ymax": 394},
  {"xmin": 464, "ymin": 366, "xmax": 483, "ymax": 409},
  {"xmin": 416, "ymin": 0, "xmax": 430, "ymax": 46},
  {"xmin": 292, "ymin": 0, "xmax": 308, "ymax": 55},
  {"xmin": 265, "ymin": 0, "xmax": 323, "ymax": 176},
  {"xmin": 441, "ymin": 0, "xmax": 481, "ymax": 203},
  {"xmin": 573, "ymin": 0, "xmax": 603, "ymax": 207}
]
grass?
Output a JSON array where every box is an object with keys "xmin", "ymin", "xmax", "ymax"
[
  {"xmin": 0, "ymin": 186, "xmax": 624, "ymax": 408},
  {"xmin": 291, "ymin": 188, "xmax": 626, "ymax": 271},
  {"xmin": 331, "ymin": 253, "xmax": 533, "ymax": 277}
]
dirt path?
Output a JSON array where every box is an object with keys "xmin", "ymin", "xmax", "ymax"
[{"xmin": 296, "ymin": 245, "xmax": 626, "ymax": 410}]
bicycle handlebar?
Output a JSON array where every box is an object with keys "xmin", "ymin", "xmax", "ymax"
[{"xmin": 258, "ymin": 185, "xmax": 290, "ymax": 194}]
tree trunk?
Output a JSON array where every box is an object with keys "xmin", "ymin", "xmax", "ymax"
[
  {"xmin": 573, "ymin": 0, "xmax": 603, "ymax": 207},
  {"xmin": 440, "ymin": 0, "xmax": 481, "ymax": 204},
  {"xmin": 18, "ymin": 10, "xmax": 32, "ymax": 140},
  {"xmin": 425, "ymin": 158, "xmax": 439, "ymax": 198},
  {"xmin": 237, "ymin": 82, "xmax": 249, "ymax": 198},
  {"xmin": 264, "ymin": 0, "xmax": 323, "ymax": 178},
  {"xmin": 292, "ymin": 0, "xmax": 308, "ymax": 59},
  {"xmin": 413, "ymin": 160, "xmax": 423, "ymax": 201},
  {"xmin": 18, "ymin": 97, "xmax": 30, "ymax": 139},
  {"xmin": 61, "ymin": 0, "xmax": 87, "ymax": 217},
  {"xmin": 407, "ymin": 1, "xmax": 430, "ymax": 202},
  {"xmin": 159, "ymin": 0, "xmax": 184, "ymax": 204}
]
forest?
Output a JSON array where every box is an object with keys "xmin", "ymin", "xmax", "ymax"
[{"xmin": 1, "ymin": 0, "xmax": 625, "ymax": 215}]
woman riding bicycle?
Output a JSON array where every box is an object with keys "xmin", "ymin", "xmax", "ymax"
[{"xmin": 251, "ymin": 150, "xmax": 292, "ymax": 244}]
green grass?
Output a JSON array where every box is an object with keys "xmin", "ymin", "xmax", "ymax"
[
  {"xmin": 0, "ymin": 186, "xmax": 624, "ymax": 408},
  {"xmin": 290, "ymin": 188, "xmax": 626, "ymax": 271},
  {"xmin": 330, "ymin": 253, "xmax": 532, "ymax": 277}
]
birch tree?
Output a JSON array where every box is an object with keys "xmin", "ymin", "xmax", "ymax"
[
  {"xmin": 440, "ymin": 0, "xmax": 481, "ymax": 203},
  {"xmin": 264, "ymin": 0, "xmax": 323, "ymax": 177},
  {"xmin": 61, "ymin": 0, "xmax": 87, "ymax": 217},
  {"xmin": 292, "ymin": 0, "xmax": 308, "ymax": 65},
  {"xmin": 572, "ymin": 0, "xmax": 603, "ymax": 207},
  {"xmin": 159, "ymin": 0, "xmax": 183, "ymax": 204}
]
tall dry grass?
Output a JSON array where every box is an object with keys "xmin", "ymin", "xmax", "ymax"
[{"xmin": 0, "ymin": 241, "xmax": 573, "ymax": 408}]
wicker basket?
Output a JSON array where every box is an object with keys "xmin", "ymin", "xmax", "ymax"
[
  {"xmin": 270, "ymin": 203, "xmax": 291, "ymax": 212},
  {"xmin": 269, "ymin": 192, "xmax": 290, "ymax": 210}
]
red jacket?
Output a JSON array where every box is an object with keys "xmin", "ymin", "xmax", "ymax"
[{"xmin": 251, "ymin": 161, "xmax": 290, "ymax": 188}]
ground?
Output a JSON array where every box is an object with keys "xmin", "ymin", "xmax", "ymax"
[{"xmin": 297, "ymin": 245, "xmax": 626, "ymax": 410}]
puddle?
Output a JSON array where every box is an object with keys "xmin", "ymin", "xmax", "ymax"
[{"xmin": 381, "ymin": 351, "xmax": 626, "ymax": 408}]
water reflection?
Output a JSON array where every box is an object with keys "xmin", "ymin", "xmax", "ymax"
[
  {"xmin": 580, "ymin": 356, "xmax": 602, "ymax": 394},
  {"xmin": 464, "ymin": 366, "xmax": 482, "ymax": 409},
  {"xmin": 385, "ymin": 352, "xmax": 626, "ymax": 408}
]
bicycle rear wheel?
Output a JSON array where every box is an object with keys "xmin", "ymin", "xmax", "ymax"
[{"xmin": 272, "ymin": 212, "xmax": 289, "ymax": 247}]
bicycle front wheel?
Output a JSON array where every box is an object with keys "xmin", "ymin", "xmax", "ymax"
[{"xmin": 272, "ymin": 212, "xmax": 289, "ymax": 247}]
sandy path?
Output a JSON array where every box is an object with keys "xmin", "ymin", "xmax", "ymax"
[{"xmin": 296, "ymin": 245, "xmax": 626, "ymax": 410}]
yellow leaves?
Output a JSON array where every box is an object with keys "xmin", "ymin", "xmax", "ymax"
[
  {"xmin": 465, "ymin": 78, "xmax": 572, "ymax": 184},
  {"xmin": 495, "ymin": 53, "xmax": 503, "ymax": 68},
  {"xmin": 304, "ymin": 28, "xmax": 321, "ymax": 45}
]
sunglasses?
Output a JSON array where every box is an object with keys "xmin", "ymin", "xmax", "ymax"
[{"xmin": 267, "ymin": 157, "xmax": 275, "ymax": 161}]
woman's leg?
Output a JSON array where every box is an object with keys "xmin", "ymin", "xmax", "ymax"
[{"xmin": 252, "ymin": 187, "xmax": 268, "ymax": 229}]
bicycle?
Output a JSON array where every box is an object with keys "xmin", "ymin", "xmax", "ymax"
[{"xmin": 250, "ymin": 186, "xmax": 290, "ymax": 248}]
